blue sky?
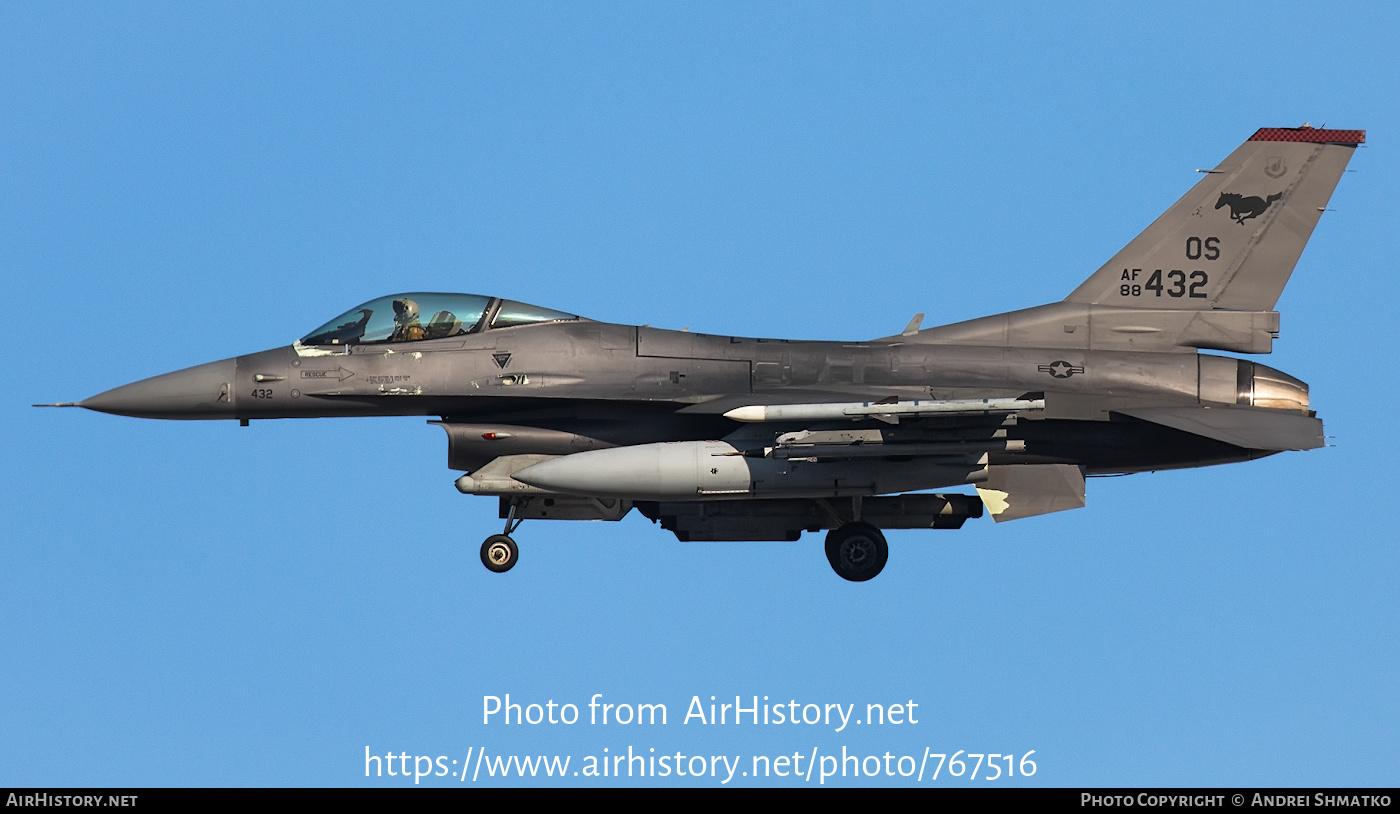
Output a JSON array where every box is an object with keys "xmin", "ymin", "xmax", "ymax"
[{"xmin": 3, "ymin": 2, "xmax": 1396, "ymax": 786}]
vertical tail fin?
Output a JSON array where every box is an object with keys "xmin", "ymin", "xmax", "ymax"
[{"xmin": 1066, "ymin": 126, "xmax": 1364, "ymax": 310}]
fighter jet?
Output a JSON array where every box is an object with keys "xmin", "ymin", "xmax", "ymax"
[{"xmin": 41, "ymin": 126, "xmax": 1363, "ymax": 580}]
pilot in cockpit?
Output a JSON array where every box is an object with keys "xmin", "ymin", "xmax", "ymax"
[{"xmin": 389, "ymin": 298, "xmax": 427, "ymax": 342}]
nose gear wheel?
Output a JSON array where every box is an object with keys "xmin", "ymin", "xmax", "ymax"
[{"xmin": 481, "ymin": 534, "xmax": 518, "ymax": 573}]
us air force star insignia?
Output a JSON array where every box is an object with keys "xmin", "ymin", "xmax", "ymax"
[
  {"xmin": 492, "ymin": 352, "xmax": 512, "ymax": 369},
  {"xmin": 1038, "ymin": 360, "xmax": 1085, "ymax": 379}
]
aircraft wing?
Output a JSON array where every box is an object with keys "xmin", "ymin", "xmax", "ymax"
[{"xmin": 720, "ymin": 396, "xmax": 1089, "ymax": 522}]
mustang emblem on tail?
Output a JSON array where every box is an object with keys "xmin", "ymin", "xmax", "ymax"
[{"xmin": 1216, "ymin": 191, "xmax": 1283, "ymax": 224}]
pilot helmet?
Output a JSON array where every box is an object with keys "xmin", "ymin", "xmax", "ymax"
[{"xmin": 392, "ymin": 298, "xmax": 420, "ymax": 324}]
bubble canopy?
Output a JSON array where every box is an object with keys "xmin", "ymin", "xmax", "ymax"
[{"xmin": 299, "ymin": 293, "xmax": 579, "ymax": 346}]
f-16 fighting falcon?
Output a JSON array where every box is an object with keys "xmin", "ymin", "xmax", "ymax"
[{"xmin": 41, "ymin": 126, "xmax": 1363, "ymax": 581}]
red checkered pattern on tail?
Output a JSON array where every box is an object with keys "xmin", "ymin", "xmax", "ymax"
[{"xmin": 1249, "ymin": 128, "xmax": 1365, "ymax": 144}]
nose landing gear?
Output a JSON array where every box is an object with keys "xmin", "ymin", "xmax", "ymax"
[
  {"xmin": 480, "ymin": 500, "xmax": 526, "ymax": 573},
  {"xmin": 480, "ymin": 534, "xmax": 518, "ymax": 572}
]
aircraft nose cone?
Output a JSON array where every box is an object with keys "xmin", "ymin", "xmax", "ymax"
[{"xmin": 80, "ymin": 358, "xmax": 237, "ymax": 420}]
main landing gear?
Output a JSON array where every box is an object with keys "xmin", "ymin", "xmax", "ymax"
[
  {"xmin": 825, "ymin": 522, "xmax": 888, "ymax": 582},
  {"xmin": 480, "ymin": 501, "xmax": 526, "ymax": 573},
  {"xmin": 479, "ymin": 496, "xmax": 892, "ymax": 580}
]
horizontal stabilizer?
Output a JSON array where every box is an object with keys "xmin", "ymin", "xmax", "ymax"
[
  {"xmin": 1118, "ymin": 405, "xmax": 1323, "ymax": 451},
  {"xmin": 976, "ymin": 464, "xmax": 1086, "ymax": 522}
]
